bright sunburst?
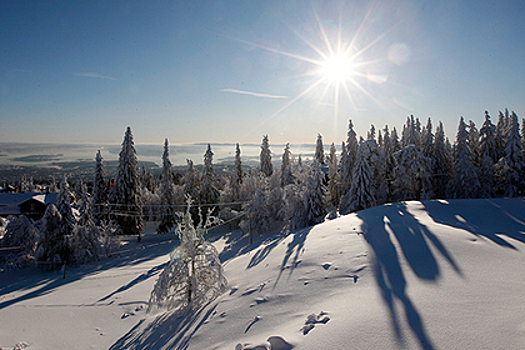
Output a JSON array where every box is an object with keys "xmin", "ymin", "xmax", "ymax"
[
  {"xmin": 236, "ymin": 4, "xmax": 397, "ymax": 138},
  {"xmin": 320, "ymin": 54, "xmax": 356, "ymax": 84}
]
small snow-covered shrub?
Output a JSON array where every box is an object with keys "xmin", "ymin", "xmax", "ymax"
[
  {"xmin": 73, "ymin": 223, "xmax": 110, "ymax": 264},
  {"xmin": 148, "ymin": 198, "xmax": 227, "ymax": 312},
  {"xmin": 1, "ymin": 215, "xmax": 39, "ymax": 269}
]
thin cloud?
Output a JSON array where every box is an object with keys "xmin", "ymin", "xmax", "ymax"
[
  {"xmin": 73, "ymin": 72, "xmax": 116, "ymax": 81},
  {"xmin": 221, "ymin": 88, "xmax": 289, "ymax": 99}
]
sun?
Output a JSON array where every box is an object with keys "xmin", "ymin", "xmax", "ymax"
[{"xmin": 320, "ymin": 54, "xmax": 356, "ymax": 84}]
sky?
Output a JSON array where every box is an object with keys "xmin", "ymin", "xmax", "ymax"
[{"xmin": 1, "ymin": 0, "xmax": 525, "ymax": 147}]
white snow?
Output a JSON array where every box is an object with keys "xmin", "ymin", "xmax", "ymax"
[{"xmin": 2, "ymin": 199, "xmax": 525, "ymax": 349}]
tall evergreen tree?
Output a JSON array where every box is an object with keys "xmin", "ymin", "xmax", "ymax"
[
  {"xmin": 340, "ymin": 141, "xmax": 375, "ymax": 214},
  {"xmin": 303, "ymin": 159, "xmax": 326, "ymax": 226},
  {"xmin": 497, "ymin": 111, "xmax": 525, "ymax": 196},
  {"xmin": 433, "ymin": 122, "xmax": 452, "ymax": 198},
  {"xmin": 93, "ymin": 150, "xmax": 108, "ymax": 226},
  {"xmin": 328, "ymin": 143, "xmax": 341, "ymax": 207},
  {"xmin": 109, "ymin": 126, "xmax": 143, "ymax": 239},
  {"xmin": 468, "ymin": 120, "xmax": 481, "ymax": 169},
  {"xmin": 260, "ymin": 135, "xmax": 273, "ymax": 177},
  {"xmin": 281, "ymin": 143, "xmax": 294, "ymax": 187},
  {"xmin": 341, "ymin": 120, "xmax": 358, "ymax": 196},
  {"xmin": 315, "ymin": 134, "xmax": 325, "ymax": 164},
  {"xmin": 231, "ymin": 143, "xmax": 244, "ymax": 201},
  {"xmin": 158, "ymin": 138, "xmax": 177, "ymax": 233},
  {"xmin": 200, "ymin": 144, "xmax": 220, "ymax": 208},
  {"xmin": 447, "ymin": 117, "xmax": 481, "ymax": 199},
  {"xmin": 479, "ymin": 111, "xmax": 497, "ymax": 197}
]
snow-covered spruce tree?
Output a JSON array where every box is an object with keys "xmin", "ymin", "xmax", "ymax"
[
  {"xmin": 495, "ymin": 110, "xmax": 507, "ymax": 161},
  {"xmin": 382, "ymin": 125, "xmax": 399, "ymax": 201},
  {"xmin": 57, "ymin": 177, "xmax": 77, "ymax": 240},
  {"xmin": 240, "ymin": 176, "xmax": 271, "ymax": 235},
  {"xmin": 199, "ymin": 144, "xmax": 220, "ymax": 219},
  {"xmin": 281, "ymin": 142, "xmax": 294, "ymax": 187},
  {"xmin": 364, "ymin": 138, "xmax": 388, "ymax": 205},
  {"xmin": 231, "ymin": 143, "xmax": 244, "ymax": 201},
  {"xmin": 184, "ymin": 159, "xmax": 200, "ymax": 202},
  {"xmin": 447, "ymin": 116, "xmax": 481, "ymax": 199},
  {"xmin": 340, "ymin": 120, "xmax": 358, "ymax": 196},
  {"xmin": 35, "ymin": 204, "xmax": 72, "ymax": 270},
  {"xmin": 340, "ymin": 140, "xmax": 376, "ymax": 214},
  {"xmin": 2, "ymin": 215, "xmax": 39, "ymax": 268},
  {"xmin": 303, "ymin": 159, "xmax": 327, "ymax": 226},
  {"xmin": 260, "ymin": 134, "xmax": 273, "ymax": 177},
  {"xmin": 328, "ymin": 142, "xmax": 341, "ymax": 207},
  {"xmin": 392, "ymin": 145, "xmax": 432, "ymax": 201},
  {"xmin": 401, "ymin": 115, "xmax": 421, "ymax": 148},
  {"xmin": 77, "ymin": 180, "xmax": 94, "ymax": 227},
  {"xmin": 468, "ymin": 120, "xmax": 481, "ymax": 169},
  {"xmin": 496, "ymin": 111, "xmax": 525, "ymax": 196},
  {"xmin": 157, "ymin": 138, "xmax": 177, "ymax": 234},
  {"xmin": 148, "ymin": 197, "xmax": 227, "ymax": 312},
  {"xmin": 93, "ymin": 150, "xmax": 109, "ymax": 226},
  {"xmin": 315, "ymin": 134, "xmax": 325, "ymax": 164},
  {"xmin": 479, "ymin": 111, "xmax": 498, "ymax": 197},
  {"xmin": 433, "ymin": 121, "xmax": 452, "ymax": 198},
  {"xmin": 109, "ymin": 126, "xmax": 143, "ymax": 238}
]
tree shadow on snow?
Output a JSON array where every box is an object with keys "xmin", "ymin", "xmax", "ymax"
[
  {"xmin": 109, "ymin": 302, "xmax": 219, "ymax": 350},
  {"xmin": 359, "ymin": 202, "xmax": 463, "ymax": 350},
  {"xmin": 422, "ymin": 198, "xmax": 525, "ymax": 249},
  {"xmin": 0, "ymin": 233, "xmax": 177, "ymax": 310}
]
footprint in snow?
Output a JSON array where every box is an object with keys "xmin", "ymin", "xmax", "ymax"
[{"xmin": 301, "ymin": 311, "xmax": 330, "ymax": 335}]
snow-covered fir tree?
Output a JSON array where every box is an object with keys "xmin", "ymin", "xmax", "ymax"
[
  {"xmin": 496, "ymin": 111, "xmax": 525, "ymax": 196},
  {"xmin": 184, "ymin": 159, "xmax": 200, "ymax": 202},
  {"xmin": 401, "ymin": 115, "xmax": 421, "ymax": 148},
  {"xmin": 328, "ymin": 142, "xmax": 341, "ymax": 207},
  {"xmin": 148, "ymin": 197, "xmax": 227, "ymax": 312},
  {"xmin": 57, "ymin": 177, "xmax": 77, "ymax": 238},
  {"xmin": 433, "ymin": 121, "xmax": 452, "ymax": 198},
  {"xmin": 240, "ymin": 176, "xmax": 271, "ymax": 235},
  {"xmin": 35, "ymin": 204, "xmax": 71, "ymax": 270},
  {"xmin": 340, "ymin": 120, "xmax": 358, "ymax": 196},
  {"xmin": 109, "ymin": 126, "xmax": 143, "ymax": 238},
  {"xmin": 157, "ymin": 138, "xmax": 177, "ymax": 234},
  {"xmin": 260, "ymin": 135, "xmax": 273, "ymax": 177},
  {"xmin": 303, "ymin": 159, "xmax": 327, "ymax": 226},
  {"xmin": 281, "ymin": 143, "xmax": 294, "ymax": 187},
  {"xmin": 199, "ymin": 144, "xmax": 220, "ymax": 209},
  {"xmin": 315, "ymin": 134, "xmax": 325, "ymax": 164},
  {"xmin": 77, "ymin": 180, "xmax": 93, "ymax": 227},
  {"xmin": 447, "ymin": 117, "xmax": 481, "ymax": 199},
  {"xmin": 93, "ymin": 150, "xmax": 109, "ymax": 226},
  {"xmin": 479, "ymin": 111, "xmax": 497, "ymax": 197},
  {"xmin": 364, "ymin": 138, "xmax": 388, "ymax": 204},
  {"xmin": 340, "ymin": 140, "xmax": 376, "ymax": 214},
  {"xmin": 392, "ymin": 145, "xmax": 432, "ymax": 201},
  {"xmin": 231, "ymin": 143, "xmax": 244, "ymax": 201},
  {"xmin": 468, "ymin": 120, "xmax": 481, "ymax": 169}
]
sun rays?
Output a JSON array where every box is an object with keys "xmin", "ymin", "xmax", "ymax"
[{"xmin": 235, "ymin": 3, "xmax": 399, "ymax": 139}]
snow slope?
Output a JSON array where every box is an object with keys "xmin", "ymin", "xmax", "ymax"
[{"xmin": 2, "ymin": 199, "xmax": 525, "ymax": 349}]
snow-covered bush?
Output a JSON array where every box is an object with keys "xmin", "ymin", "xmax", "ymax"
[
  {"xmin": 148, "ymin": 198, "xmax": 227, "ymax": 312},
  {"xmin": 73, "ymin": 223, "xmax": 110, "ymax": 264},
  {"xmin": 2, "ymin": 215, "xmax": 39, "ymax": 269}
]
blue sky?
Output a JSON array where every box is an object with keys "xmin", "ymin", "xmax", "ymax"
[{"xmin": 1, "ymin": 0, "xmax": 524, "ymax": 146}]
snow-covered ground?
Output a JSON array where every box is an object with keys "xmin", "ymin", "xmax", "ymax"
[{"xmin": 2, "ymin": 198, "xmax": 525, "ymax": 349}]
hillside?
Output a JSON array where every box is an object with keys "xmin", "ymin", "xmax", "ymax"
[{"xmin": 2, "ymin": 198, "xmax": 525, "ymax": 349}]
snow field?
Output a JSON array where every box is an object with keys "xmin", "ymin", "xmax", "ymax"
[{"xmin": 2, "ymin": 199, "xmax": 525, "ymax": 349}]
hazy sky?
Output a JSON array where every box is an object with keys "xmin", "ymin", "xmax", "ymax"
[{"xmin": 1, "ymin": 0, "xmax": 524, "ymax": 146}]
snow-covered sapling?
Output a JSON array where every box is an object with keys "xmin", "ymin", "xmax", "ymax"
[{"xmin": 148, "ymin": 197, "xmax": 227, "ymax": 312}]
